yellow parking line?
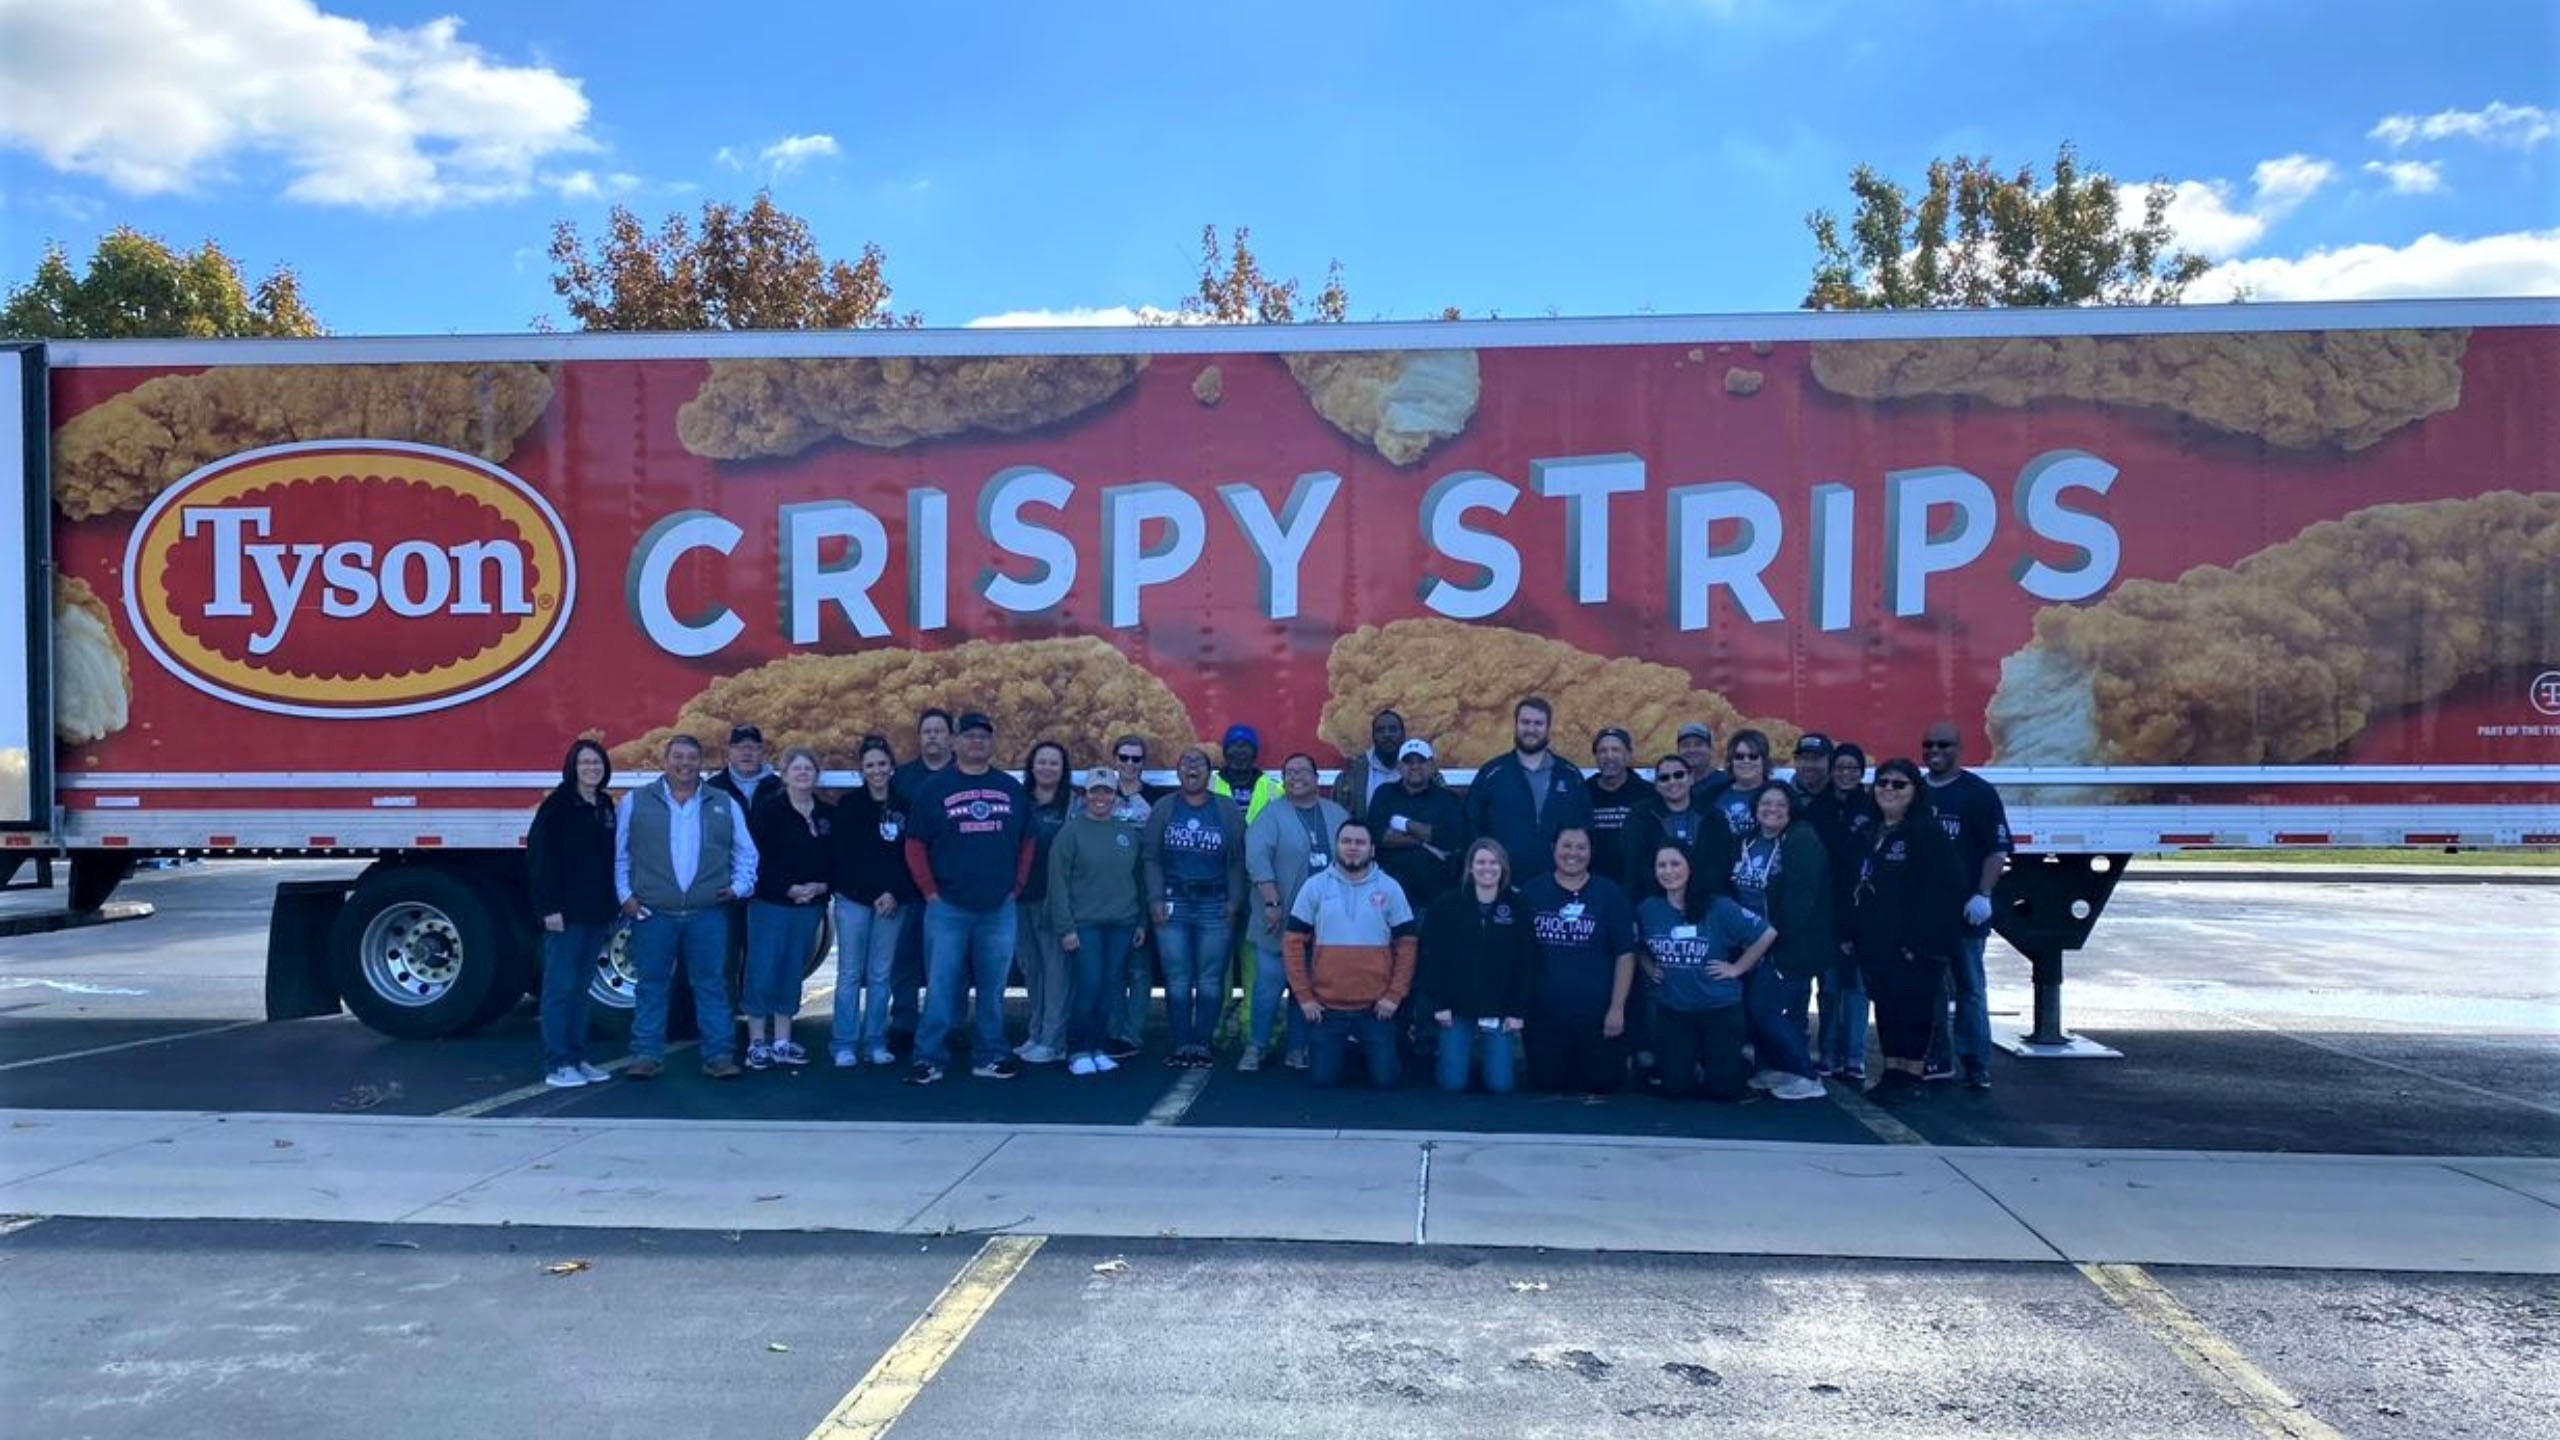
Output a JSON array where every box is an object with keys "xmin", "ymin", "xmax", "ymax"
[
  {"xmin": 2078, "ymin": 1262, "xmax": 2344, "ymax": 1440},
  {"xmin": 807, "ymin": 1234, "xmax": 1046, "ymax": 1438},
  {"xmin": 1823, "ymin": 1078, "xmax": 1930, "ymax": 1145}
]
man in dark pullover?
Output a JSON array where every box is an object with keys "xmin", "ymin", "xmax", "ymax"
[
  {"xmin": 1464, "ymin": 698, "xmax": 1592, "ymax": 885},
  {"xmin": 1622, "ymin": 755, "xmax": 1737, "ymax": 903},
  {"xmin": 1583, "ymin": 726, "xmax": 1655, "ymax": 887},
  {"xmin": 900, "ymin": 711, "xmax": 1034, "ymax": 1086},
  {"xmin": 884, "ymin": 708, "xmax": 955, "ymax": 1052},
  {"xmin": 1367, "ymin": 739, "xmax": 1466, "ymax": 910}
]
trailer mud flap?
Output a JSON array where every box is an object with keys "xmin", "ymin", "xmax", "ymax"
[{"xmin": 267, "ymin": 878, "xmax": 351, "ymax": 1021}]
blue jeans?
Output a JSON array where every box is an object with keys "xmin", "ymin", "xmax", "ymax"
[
  {"xmin": 1153, "ymin": 901, "xmax": 1232, "ymax": 1052},
  {"xmin": 1113, "ymin": 934, "xmax": 1156, "ymax": 1047},
  {"xmin": 1744, "ymin": 959, "xmax": 1817, "ymax": 1080},
  {"xmin": 916, "ymin": 898, "xmax": 1017, "ymax": 1068},
  {"xmin": 1311, "ymin": 1008, "xmax": 1400, "ymax": 1089},
  {"xmin": 1017, "ymin": 902, "xmax": 1069, "ymax": 1051},
  {"xmin": 743, "ymin": 900, "xmax": 820, "ymax": 1017},
  {"xmin": 1434, "ymin": 1018, "xmax": 1517, "ymax": 1094},
  {"xmin": 539, "ymin": 921, "xmax": 611, "ymax": 1072},
  {"xmin": 1249, "ymin": 936, "xmax": 1311, "ymax": 1057},
  {"xmin": 1070, "ymin": 924, "xmax": 1136, "ymax": 1055},
  {"xmin": 1817, "ymin": 955, "xmax": 1870, "ymax": 1074},
  {"xmin": 830, "ymin": 898, "xmax": 909, "ymax": 1052},
  {"xmin": 630, "ymin": 906, "xmax": 734, "ymax": 1065},
  {"xmin": 1927, "ymin": 931, "xmax": 1993, "ymax": 1074}
]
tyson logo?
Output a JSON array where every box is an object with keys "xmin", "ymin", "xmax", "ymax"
[{"xmin": 123, "ymin": 440, "xmax": 574, "ymax": 719}]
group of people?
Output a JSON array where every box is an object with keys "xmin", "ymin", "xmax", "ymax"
[{"xmin": 524, "ymin": 698, "xmax": 2011, "ymax": 1105}]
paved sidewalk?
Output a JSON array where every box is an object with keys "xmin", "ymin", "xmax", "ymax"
[{"xmin": 4, "ymin": 1108, "xmax": 2553, "ymax": 1273}]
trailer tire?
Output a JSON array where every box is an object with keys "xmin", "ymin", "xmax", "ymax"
[{"xmin": 328, "ymin": 866, "xmax": 510, "ymax": 1041}]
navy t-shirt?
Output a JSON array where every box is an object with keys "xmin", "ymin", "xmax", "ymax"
[
  {"xmin": 1731, "ymin": 832, "xmax": 1783, "ymax": 917},
  {"xmin": 1637, "ymin": 895, "xmax": 1769, "ymax": 1012},
  {"xmin": 1715, "ymin": 783, "xmax": 1764, "ymax": 838},
  {"xmin": 1521, "ymin": 873, "xmax": 1636, "ymax": 1021},
  {"xmin": 1926, "ymin": 770, "xmax": 2013, "ymax": 930},
  {"xmin": 907, "ymin": 767, "xmax": 1031, "ymax": 911},
  {"xmin": 1157, "ymin": 802, "xmax": 1234, "ymax": 891}
]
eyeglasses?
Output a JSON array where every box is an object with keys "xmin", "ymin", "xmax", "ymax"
[
  {"xmin": 1874, "ymin": 778, "xmax": 1913, "ymax": 790},
  {"xmin": 1921, "ymin": 740, "xmax": 1958, "ymax": 751},
  {"xmin": 1116, "ymin": 752, "xmax": 1145, "ymax": 763},
  {"xmin": 1729, "ymin": 751, "xmax": 1764, "ymax": 762}
]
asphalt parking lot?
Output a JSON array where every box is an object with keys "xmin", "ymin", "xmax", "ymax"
[
  {"xmin": 2, "ymin": 861, "xmax": 2554, "ymax": 1439},
  {"xmin": 0, "ymin": 860, "xmax": 2553, "ymax": 1155},
  {"xmin": 3, "ymin": 1218, "xmax": 2553, "ymax": 1439}
]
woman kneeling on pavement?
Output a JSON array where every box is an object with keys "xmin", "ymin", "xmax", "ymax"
[
  {"xmin": 530, "ymin": 738, "xmax": 619, "ymax": 1090},
  {"xmin": 1047, "ymin": 768, "xmax": 1148, "ymax": 1076},
  {"xmin": 743, "ymin": 747, "xmax": 832, "ymax": 1069},
  {"xmin": 1852, "ymin": 757, "xmax": 1968, "ymax": 1102},
  {"xmin": 1418, "ymin": 839, "xmax": 1535, "ymax": 1093},
  {"xmin": 1635, "ymin": 843, "xmax": 1775, "ymax": 1101}
]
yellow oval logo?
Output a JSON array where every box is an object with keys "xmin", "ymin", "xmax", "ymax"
[{"xmin": 122, "ymin": 441, "xmax": 575, "ymax": 719}]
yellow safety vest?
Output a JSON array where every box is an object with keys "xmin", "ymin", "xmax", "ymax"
[{"xmin": 1210, "ymin": 771, "xmax": 1285, "ymax": 825}]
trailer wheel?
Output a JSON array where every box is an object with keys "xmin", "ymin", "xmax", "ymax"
[
  {"xmin": 328, "ymin": 866, "xmax": 508, "ymax": 1040},
  {"xmin": 586, "ymin": 923, "xmax": 641, "ymax": 1039}
]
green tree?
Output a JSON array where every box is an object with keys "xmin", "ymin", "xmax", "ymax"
[
  {"xmin": 548, "ymin": 190, "xmax": 918, "ymax": 330},
  {"xmin": 1804, "ymin": 142, "xmax": 2210, "ymax": 309},
  {"xmin": 1176, "ymin": 226, "xmax": 1349, "ymax": 323},
  {"xmin": 2, "ymin": 227, "xmax": 322, "ymax": 338}
]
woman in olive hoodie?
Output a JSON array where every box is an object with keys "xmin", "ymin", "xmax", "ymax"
[
  {"xmin": 528, "ymin": 738, "xmax": 619, "ymax": 1089},
  {"xmin": 1047, "ymin": 768, "xmax": 1149, "ymax": 1076},
  {"xmin": 1418, "ymin": 839, "xmax": 1537, "ymax": 1094}
]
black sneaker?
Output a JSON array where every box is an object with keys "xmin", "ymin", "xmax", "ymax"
[
  {"xmin": 1921, "ymin": 1060, "xmax": 1957, "ymax": 1083},
  {"xmin": 904, "ymin": 1062, "xmax": 943, "ymax": 1087},
  {"xmin": 1104, "ymin": 1038, "xmax": 1142, "ymax": 1061},
  {"xmin": 1963, "ymin": 1067, "xmax": 1993, "ymax": 1091},
  {"xmin": 971, "ymin": 1057, "xmax": 1020, "ymax": 1080}
]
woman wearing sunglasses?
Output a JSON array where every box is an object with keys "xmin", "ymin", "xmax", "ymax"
[
  {"xmin": 1849, "ymin": 757, "xmax": 1968, "ymax": 1102},
  {"xmin": 1713, "ymin": 729, "xmax": 1775, "ymax": 838}
]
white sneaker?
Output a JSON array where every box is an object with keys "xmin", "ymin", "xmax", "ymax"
[
  {"xmin": 1093, "ymin": 1053, "xmax": 1120, "ymax": 1073},
  {"xmin": 1017, "ymin": 1043, "xmax": 1065, "ymax": 1065},
  {"xmin": 866, "ymin": 1047, "xmax": 897, "ymax": 1067},
  {"xmin": 832, "ymin": 1047, "xmax": 859, "ymax": 1068},
  {"xmin": 1772, "ymin": 1074, "xmax": 1828, "ymax": 1102},
  {"xmin": 1068, "ymin": 1053, "xmax": 1100, "ymax": 1076},
  {"xmin": 1747, "ymin": 1068, "xmax": 1783, "ymax": 1092},
  {"xmin": 1235, "ymin": 1048, "xmax": 1261, "ymax": 1073},
  {"xmin": 543, "ymin": 1066, "xmax": 588, "ymax": 1089},
  {"xmin": 575, "ymin": 1062, "xmax": 611, "ymax": 1083}
]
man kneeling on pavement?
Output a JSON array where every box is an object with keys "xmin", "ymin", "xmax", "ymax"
[{"xmin": 1284, "ymin": 819, "xmax": 1418, "ymax": 1089}]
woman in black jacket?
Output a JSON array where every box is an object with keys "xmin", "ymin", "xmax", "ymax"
[
  {"xmin": 1809, "ymin": 743, "xmax": 1881, "ymax": 1081},
  {"xmin": 1419, "ymin": 839, "xmax": 1537, "ymax": 1094},
  {"xmin": 829, "ymin": 737, "xmax": 917, "ymax": 1068},
  {"xmin": 1851, "ymin": 757, "xmax": 1969, "ymax": 1102},
  {"xmin": 743, "ymin": 747, "xmax": 833, "ymax": 1070},
  {"xmin": 528, "ymin": 738, "xmax": 618, "ymax": 1090}
]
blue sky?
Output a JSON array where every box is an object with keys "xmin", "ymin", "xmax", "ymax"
[{"xmin": 1, "ymin": 0, "xmax": 2555, "ymax": 335}]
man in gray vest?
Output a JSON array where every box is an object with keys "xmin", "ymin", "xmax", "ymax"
[
  {"xmin": 616, "ymin": 733, "xmax": 760, "ymax": 1079},
  {"xmin": 1244, "ymin": 753, "xmax": 1349, "ymax": 1072}
]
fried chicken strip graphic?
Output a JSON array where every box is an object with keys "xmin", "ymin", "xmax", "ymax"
[
  {"xmin": 1283, "ymin": 350, "xmax": 1480, "ymax": 466},
  {"xmin": 53, "ymin": 575, "xmax": 130, "ymax": 746},
  {"xmin": 1988, "ymin": 491, "xmax": 2560, "ymax": 768},
  {"xmin": 675, "ymin": 354, "xmax": 1147, "ymax": 459},
  {"xmin": 1321, "ymin": 618, "xmax": 1796, "ymax": 767},
  {"xmin": 1810, "ymin": 329, "xmax": 2467, "ymax": 452},
  {"xmin": 611, "ymin": 636, "xmax": 1197, "ymax": 771},
  {"xmin": 53, "ymin": 363, "xmax": 554, "ymax": 520}
]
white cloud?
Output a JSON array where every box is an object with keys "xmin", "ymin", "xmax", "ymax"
[
  {"xmin": 2145, "ymin": 153, "xmax": 2338, "ymax": 261},
  {"xmin": 759, "ymin": 133, "xmax": 839, "ymax": 176},
  {"xmin": 2362, "ymin": 159, "xmax": 2446, "ymax": 195},
  {"xmin": 713, "ymin": 146, "xmax": 743, "ymax": 171},
  {"xmin": 551, "ymin": 169, "xmax": 640, "ymax": 202},
  {"xmin": 0, "ymin": 0, "xmax": 596, "ymax": 209},
  {"xmin": 2195, "ymin": 229, "xmax": 2560, "ymax": 301},
  {"xmin": 966, "ymin": 305, "xmax": 1198, "ymax": 328},
  {"xmin": 2369, "ymin": 101, "xmax": 2554, "ymax": 150},
  {"xmin": 2249, "ymin": 153, "xmax": 2333, "ymax": 218}
]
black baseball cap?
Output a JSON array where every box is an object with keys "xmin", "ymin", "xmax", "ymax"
[
  {"xmin": 1794, "ymin": 732, "xmax": 1833, "ymax": 757},
  {"xmin": 955, "ymin": 711, "xmax": 995, "ymax": 735},
  {"xmin": 729, "ymin": 724, "xmax": 763, "ymax": 745}
]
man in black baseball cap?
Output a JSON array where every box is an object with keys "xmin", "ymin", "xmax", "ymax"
[
  {"xmin": 901, "ymin": 708, "xmax": 1034, "ymax": 1085},
  {"xmin": 1791, "ymin": 732, "xmax": 1833, "ymax": 800}
]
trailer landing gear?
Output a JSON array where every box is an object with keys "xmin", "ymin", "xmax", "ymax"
[{"xmin": 1990, "ymin": 851, "xmax": 2129, "ymax": 1060}]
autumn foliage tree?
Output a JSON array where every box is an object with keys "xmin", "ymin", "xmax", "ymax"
[
  {"xmin": 2, "ymin": 227, "xmax": 322, "ymax": 339},
  {"xmin": 1803, "ymin": 142, "xmax": 2210, "ymax": 309},
  {"xmin": 548, "ymin": 190, "xmax": 918, "ymax": 331},
  {"xmin": 1176, "ymin": 226, "xmax": 1349, "ymax": 323}
]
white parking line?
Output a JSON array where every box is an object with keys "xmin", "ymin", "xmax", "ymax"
[
  {"xmin": 1140, "ymin": 1067, "xmax": 1210, "ymax": 1126},
  {"xmin": 0, "ymin": 1019, "xmax": 263, "ymax": 1073}
]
